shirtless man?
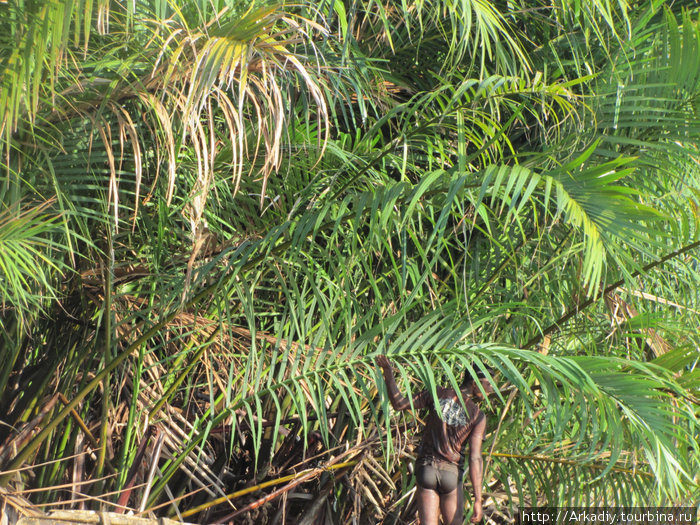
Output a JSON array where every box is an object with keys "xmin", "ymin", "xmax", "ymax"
[{"xmin": 377, "ymin": 355, "xmax": 493, "ymax": 524}]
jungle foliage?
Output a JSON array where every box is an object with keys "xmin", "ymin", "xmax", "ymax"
[{"xmin": 1, "ymin": 0, "xmax": 699, "ymax": 523}]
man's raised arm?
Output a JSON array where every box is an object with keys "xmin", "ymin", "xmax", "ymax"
[{"xmin": 376, "ymin": 355, "xmax": 412, "ymax": 411}]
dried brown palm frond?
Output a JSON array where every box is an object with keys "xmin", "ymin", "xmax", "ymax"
[
  {"xmin": 0, "ymin": 486, "xmax": 44, "ymax": 522},
  {"xmin": 148, "ymin": 5, "xmax": 329, "ymax": 233},
  {"xmin": 604, "ymin": 291, "xmax": 671, "ymax": 357},
  {"xmin": 3, "ymin": 508, "xmax": 192, "ymax": 525}
]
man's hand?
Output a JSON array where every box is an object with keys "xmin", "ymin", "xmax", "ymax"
[
  {"xmin": 470, "ymin": 500, "xmax": 483, "ymax": 523},
  {"xmin": 376, "ymin": 355, "xmax": 391, "ymax": 369}
]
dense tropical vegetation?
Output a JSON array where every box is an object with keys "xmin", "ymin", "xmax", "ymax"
[{"xmin": 1, "ymin": 0, "xmax": 699, "ymax": 522}]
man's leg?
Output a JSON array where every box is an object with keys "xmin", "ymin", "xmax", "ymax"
[
  {"xmin": 439, "ymin": 486, "xmax": 464, "ymax": 525},
  {"xmin": 417, "ymin": 486, "xmax": 441, "ymax": 525}
]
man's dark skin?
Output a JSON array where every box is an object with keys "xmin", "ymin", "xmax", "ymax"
[{"xmin": 377, "ymin": 355, "xmax": 493, "ymax": 524}]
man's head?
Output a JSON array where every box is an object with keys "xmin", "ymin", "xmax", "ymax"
[{"xmin": 461, "ymin": 366, "xmax": 494, "ymax": 401}]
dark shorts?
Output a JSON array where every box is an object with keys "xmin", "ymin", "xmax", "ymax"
[{"xmin": 415, "ymin": 456, "xmax": 463, "ymax": 494}]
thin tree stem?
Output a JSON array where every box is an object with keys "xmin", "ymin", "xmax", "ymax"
[{"xmin": 524, "ymin": 239, "xmax": 700, "ymax": 349}]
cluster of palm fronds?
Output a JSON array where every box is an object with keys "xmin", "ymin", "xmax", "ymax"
[{"xmin": 1, "ymin": 0, "xmax": 699, "ymax": 523}]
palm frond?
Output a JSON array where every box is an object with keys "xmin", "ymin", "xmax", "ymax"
[{"xmin": 0, "ymin": 199, "xmax": 66, "ymax": 319}]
